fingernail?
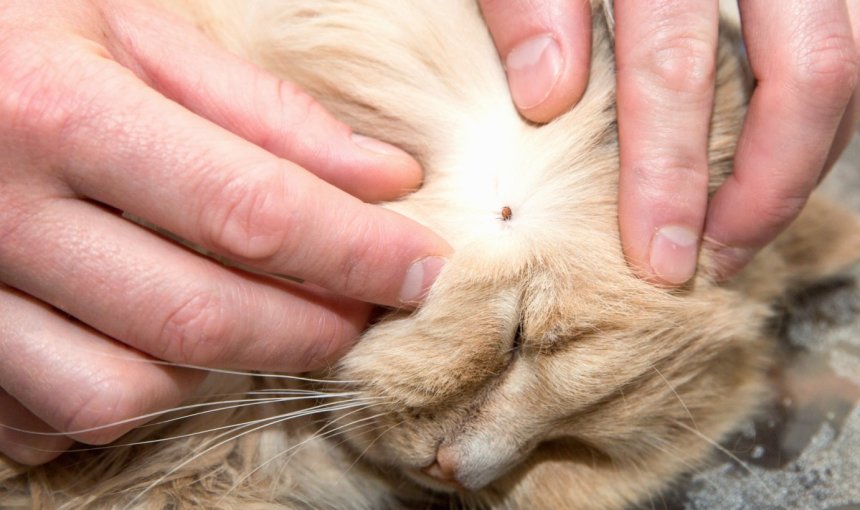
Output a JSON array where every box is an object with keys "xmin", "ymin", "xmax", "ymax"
[
  {"xmin": 399, "ymin": 256, "xmax": 447, "ymax": 305},
  {"xmin": 649, "ymin": 226, "xmax": 700, "ymax": 285},
  {"xmin": 352, "ymin": 133, "xmax": 408, "ymax": 157},
  {"xmin": 505, "ymin": 33, "xmax": 562, "ymax": 110}
]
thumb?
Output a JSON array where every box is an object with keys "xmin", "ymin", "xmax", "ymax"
[{"xmin": 479, "ymin": 0, "xmax": 593, "ymax": 123}]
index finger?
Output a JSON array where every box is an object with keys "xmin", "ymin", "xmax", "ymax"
[{"xmin": 29, "ymin": 52, "xmax": 450, "ymax": 308}]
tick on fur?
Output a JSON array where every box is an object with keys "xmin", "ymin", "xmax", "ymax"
[{"xmin": 501, "ymin": 206, "xmax": 512, "ymax": 221}]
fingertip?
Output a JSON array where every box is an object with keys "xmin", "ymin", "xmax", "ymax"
[
  {"xmin": 621, "ymin": 224, "xmax": 701, "ymax": 288},
  {"xmin": 339, "ymin": 205, "xmax": 451, "ymax": 309},
  {"xmin": 647, "ymin": 225, "xmax": 700, "ymax": 286},
  {"xmin": 617, "ymin": 166, "xmax": 707, "ymax": 288},
  {"xmin": 398, "ymin": 256, "xmax": 448, "ymax": 307},
  {"xmin": 0, "ymin": 437, "xmax": 71, "ymax": 466},
  {"xmin": 481, "ymin": 0, "xmax": 592, "ymax": 123},
  {"xmin": 505, "ymin": 34, "xmax": 564, "ymax": 115},
  {"xmin": 505, "ymin": 32, "xmax": 590, "ymax": 123},
  {"xmin": 0, "ymin": 391, "xmax": 73, "ymax": 466}
]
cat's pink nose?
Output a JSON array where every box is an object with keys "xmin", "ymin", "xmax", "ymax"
[{"xmin": 421, "ymin": 446, "xmax": 463, "ymax": 489}]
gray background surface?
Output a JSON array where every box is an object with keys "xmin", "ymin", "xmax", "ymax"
[{"xmin": 672, "ymin": 132, "xmax": 860, "ymax": 510}]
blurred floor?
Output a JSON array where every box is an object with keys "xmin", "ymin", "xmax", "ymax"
[{"xmin": 670, "ymin": 131, "xmax": 860, "ymax": 510}]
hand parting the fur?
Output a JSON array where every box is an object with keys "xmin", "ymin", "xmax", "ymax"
[
  {"xmin": 0, "ymin": 0, "xmax": 450, "ymax": 465},
  {"xmin": 482, "ymin": 0, "xmax": 860, "ymax": 285}
]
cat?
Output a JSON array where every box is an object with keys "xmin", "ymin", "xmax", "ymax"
[{"xmin": 3, "ymin": 0, "xmax": 860, "ymax": 508}]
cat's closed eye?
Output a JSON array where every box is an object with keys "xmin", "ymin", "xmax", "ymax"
[{"xmin": 509, "ymin": 321, "xmax": 524, "ymax": 355}]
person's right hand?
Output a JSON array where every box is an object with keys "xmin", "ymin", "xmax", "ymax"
[
  {"xmin": 481, "ymin": 0, "xmax": 859, "ymax": 285},
  {"xmin": 0, "ymin": 0, "xmax": 450, "ymax": 465}
]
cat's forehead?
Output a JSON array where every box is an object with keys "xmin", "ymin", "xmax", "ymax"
[{"xmin": 392, "ymin": 124, "xmax": 622, "ymax": 274}]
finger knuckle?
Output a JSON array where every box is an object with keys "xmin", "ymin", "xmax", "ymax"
[
  {"xmin": 199, "ymin": 171, "xmax": 293, "ymax": 263},
  {"xmin": 645, "ymin": 29, "xmax": 716, "ymax": 96},
  {"xmin": 295, "ymin": 313, "xmax": 352, "ymax": 371},
  {"xmin": 0, "ymin": 44, "xmax": 65, "ymax": 139},
  {"xmin": 156, "ymin": 290, "xmax": 234, "ymax": 366},
  {"xmin": 753, "ymin": 192, "xmax": 809, "ymax": 233},
  {"xmin": 336, "ymin": 219, "xmax": 380, "ymax": 296},
  {"xmin": 2, "ymin": 440, "xmax": 66, "ymax": 466},
  {"xmin": 271, "ymin": 79, "xmax": 345, "ymax": 151},
  {"xmin": 258, "ymin": 80, "xmax": 305, "ymax": 152},
  {"xmin": 632, "ymin": 156, "xmax": 711, "ymax": 203},
  {"xmin": 0, "ymin": 42, "xmax": 101, "ymax": 150},
  {"xmin": 792, "ymin": 32, "xmax": 859, "ymax": 104},
  {"xmin": 0, "ymin": 192, "xmax": 39, "ymax": 249}
]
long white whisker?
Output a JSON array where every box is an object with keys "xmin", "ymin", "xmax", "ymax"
[
  {"xmin": 180, "ymin": 388, "xmax": 333, "ymax": 402},
  {"xmin": 259, "ymin": 405, "xmax": 395, "ymax": 504},
  {"xmin": 641, "ymin": 435, "xmax": 709, "ymax": 477},
  {"xmin": 245, "ymin": 389, "xmax": 350, "ymax": 396},
  {"xmin": 41, "ymin": 397, "xmax": 383, "ymax": 454},
  {"xmin": 230, "ymin": 410, "xmax": 391, "ymax": 506},
  {"xmin": 122, "ymin": 397, "xmax": 380, "ymax": 509},
  {"xmin": 608, "ymin": 370, "xmax": 633, "ymax": 419},
  {"xmin": 0, "ymin": 392, "xmax": 361, "ymax": 437},
  {"xmin": 9, "ymin": 398, "xmax": 378, "ymax": 455},
  {"xmin": 56, "ymin": 345, "xmax": 358, "ymax": 385},
  {"xmin": 143, "ymin": 393, "xmax": 361, "ymax": 428},
  {"xmin": 673, "ymin": 420, "xmax": 769, "ymax": 490},
  {"xmin": 134, "ymin": 397, "xmax": 382, "ymax": 448},
  {"xmin": 152, "ymin": 397, "xmax": 383, "ymax": 448},
  {"xmin": 342, "ymin": 417, "xmax": 405, "ymax": 476},
  {"xmin": 650, "ymin": 364, "xmax": 698, "ymax": 430},
  {"xmin": 149, "ymin": 359, "xmax": 357, "ymax": 385},
  {"xmin": 638, "ymin": 434, "xmax": 725, "ymax": 495}
]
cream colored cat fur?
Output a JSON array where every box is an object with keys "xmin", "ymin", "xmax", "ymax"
[{"xmin": 2, "ymin": 1, "xmax": 860, "ymax": 509}]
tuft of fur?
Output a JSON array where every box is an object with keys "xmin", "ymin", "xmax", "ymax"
[{"xmin": 3, "ymin": 1, "xmax": 860, "ymax": 508}]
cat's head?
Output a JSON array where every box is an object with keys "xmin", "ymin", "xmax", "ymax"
[
  {"xmin": 334, "ymin": 225, "xmax": 771, "ymax": 496},
  {"xmin": 250, "ymin": 0, "xmax": 855, "ymax": 506},
  {"xmin": 312, "ymin": 8, "xmax": 770, "ymax": 508}
]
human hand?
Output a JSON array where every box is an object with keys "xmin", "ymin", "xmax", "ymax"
[
  {"xmin": 481, "ymin": 0, "xmax": 860, "ymax": 284},
  {"xmin": 0, "ymin": 0, "xmax": 450, "ymax": 465}
]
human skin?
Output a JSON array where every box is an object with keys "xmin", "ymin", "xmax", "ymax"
[
  {"xmin": 0, "ymin": 0, "xmax": 450, "ymax": 465},
  {"xmin": 480, "ymin": 0, "xmax": 860, "ymax": 284}
]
